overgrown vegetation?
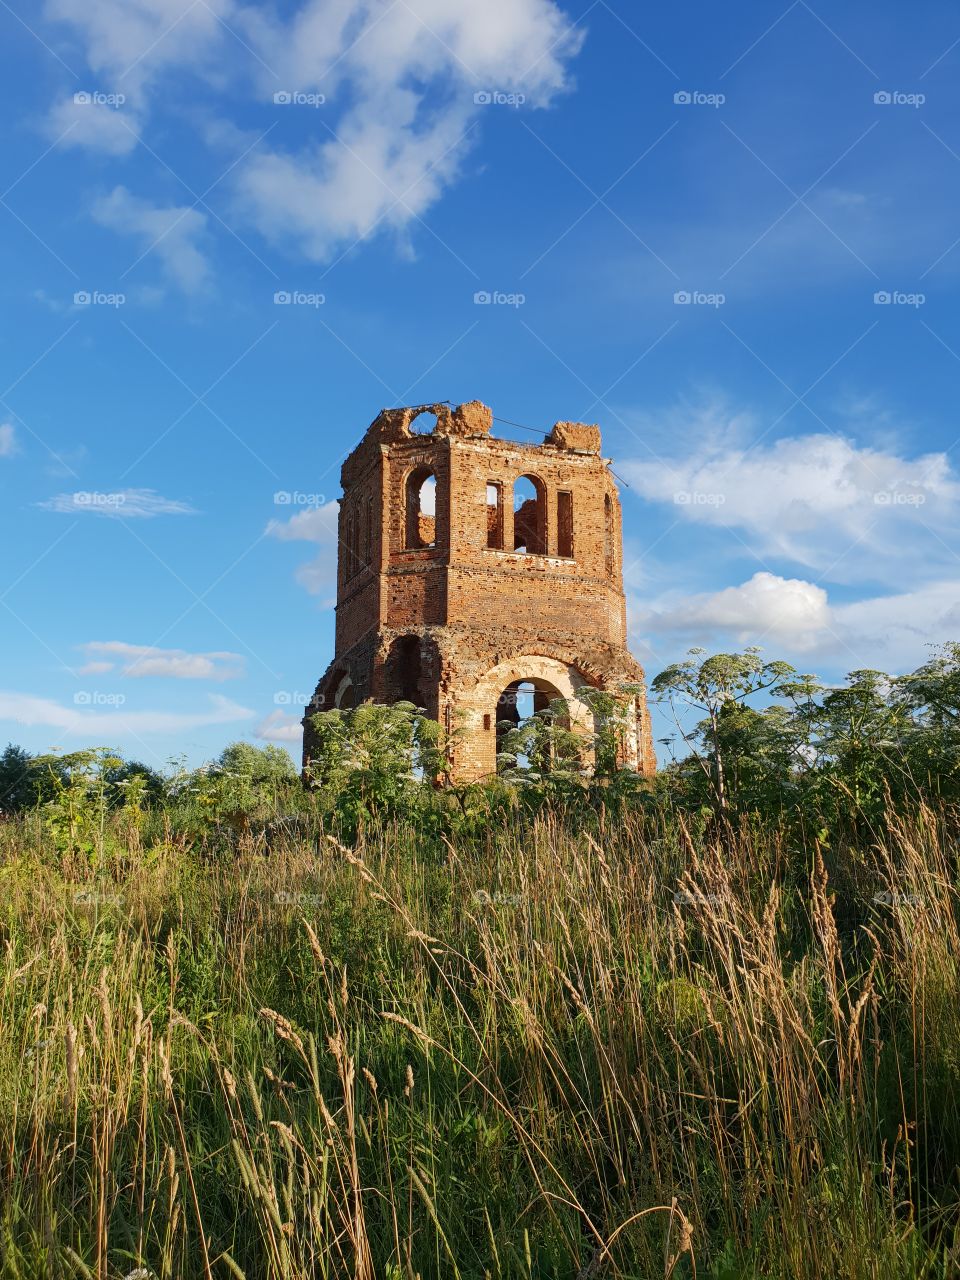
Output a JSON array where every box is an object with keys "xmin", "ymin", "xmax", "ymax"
[{"xmin": 0, "ymin": 646, "xmax": 959, "ymax": 1278}]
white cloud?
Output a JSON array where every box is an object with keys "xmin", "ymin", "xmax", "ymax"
[
  {"xmin": 46, "ymin": 95, "xmax": 139, "ymax": 155},
  {"xmin": 640, "ymin": 572, "xmax": 830, "ymax": 650},
  {"xmin": 44, "ymin": 0, "xmax": 231, "ymax": 93},
  {"xmin": 40, "ymin": 488, "xmax": 196, "ymax": 517},
  {"xmin": 0, "ymin": 691, "xmax": 254, "ymax": 736},
  {"xmin": 255, "ymin": 709, "xmax": 304, "ymax": 743},
  {"xmin": 79, "ymin": 641, "xmax": 244, "ymax": 680},
  {"xmin": 621, "ymin": 412, "xmax": 960, "ymax": 579},
  {"xmin": 267, "ymin": 500, "xmax": 340, "ymax": 598},
  {"xmin": 236, "ymin": 0, "xmax": 583, "ymax": 260},
  {"xmin": 632, "ymin": 572, "xmax": 960, "ymax": 673},
  {"xmin": 92, "ymin": 187, "xmax": 211, "ymax": 293},
  {"xmin": 0, "ymin": 424, "xmax": 16, "ymax": 457},
  {"xmin": 43, "ymin": 0, "xmax": 582, "ymax": 268}
]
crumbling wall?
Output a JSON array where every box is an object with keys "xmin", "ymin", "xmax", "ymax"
[{"xmin": 303, "ymin": 400, "xmax": 655, "ymax": 781}]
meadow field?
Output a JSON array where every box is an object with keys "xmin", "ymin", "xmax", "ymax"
[{"xmin": 1, "ymin": 649, "xmax": 959, "ymax": 1279}]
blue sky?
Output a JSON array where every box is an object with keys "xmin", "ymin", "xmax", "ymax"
[{"xmin": 2, "ymin": 0, "xmax": 960, "ymax": 769}]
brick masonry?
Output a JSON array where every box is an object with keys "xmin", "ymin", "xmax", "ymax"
[{"xmin": 302, "ymin": 400, "xmax": 656, "ymax": 781}]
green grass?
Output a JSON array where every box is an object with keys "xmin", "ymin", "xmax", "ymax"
[{"xmin": 0, "ymin": 802, "xmax": 959, "ymax": 1278}]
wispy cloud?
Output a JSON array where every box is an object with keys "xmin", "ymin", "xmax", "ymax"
[
  {"xmin": 255, "ymin": 709, "xmax": 303, "ymax": 743},
  {"xmin": 92, "ymin": 187, "xmax": 211, "ymax": 294},
  {"xmin": 78, "ymin": 641, "xmax": 244, "ymax": 680},
  {"xmin": 0, "ymin": 424, "xmax": 16, "ymax": 458},
  {"xmin": 40, "ymin": 488, "xmax": 196, "ymax": 517},
  {"xmin": 0, "ymin": 691, "xmax": 254, "ymax": 736}
]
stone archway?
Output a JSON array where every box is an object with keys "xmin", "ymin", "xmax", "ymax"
[{"xmin": 454, "ymin": 655, "xmax": 596, "ymax": 780}]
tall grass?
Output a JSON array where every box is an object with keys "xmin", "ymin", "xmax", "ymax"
[{"xmin": 0, "ymin": 802, "xmax": 958, "ymax": 1278}]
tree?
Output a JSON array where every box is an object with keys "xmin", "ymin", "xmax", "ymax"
[{"xmin": 651, "ymin": 649, "xmax": 804, "ymax": 818}]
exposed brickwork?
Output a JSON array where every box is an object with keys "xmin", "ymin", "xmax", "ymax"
[{"xmin": 303, "ymin": 401, "xmax": 656, "ymax": 781}]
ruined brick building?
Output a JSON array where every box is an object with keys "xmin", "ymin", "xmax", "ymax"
[{"xmin": 302, "ymin": 400, "xmax": 655, "ymax": 781}]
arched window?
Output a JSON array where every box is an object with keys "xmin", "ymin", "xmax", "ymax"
[
  {"xmin": 486, "ymin": 482, "xmax": 503, "ymax": 549},
  {"xmin": 386, "ymin": 633, "xmax": 437, "ymax": 709},
  {"xmin": 512, "ymin": 474, "xmax": 546, "ymax": 554},
  {"xmin": 604, "ymin": 493, "xmax": 615, "ymax": 576},
  {"xmin": 405, "ymin": 467, "xmax": 437, "ymax": 549}
]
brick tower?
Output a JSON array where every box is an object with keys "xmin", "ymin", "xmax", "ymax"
[{"xmin": 302, "ymin": 400, "xmax": 655, "ymax": 781}]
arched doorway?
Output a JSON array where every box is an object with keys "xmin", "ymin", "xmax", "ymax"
[{"xmin": 461, "ymin": 655, "xmax": 596, "ymax": 780}]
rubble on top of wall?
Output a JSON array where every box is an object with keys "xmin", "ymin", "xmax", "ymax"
[{"xmin": 546, "ymin": 421, "xmax": 602, "ymax": 453}]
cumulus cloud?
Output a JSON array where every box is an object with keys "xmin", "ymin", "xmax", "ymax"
[
  {"xmin": 267, "ymin": 500, "xmax": 340, "ymax": 598},
  {"xmin": 40, "ymin": 488, "xmax": 196, "ymax": 517},
  {"xmin": 237, "ymin": 0, "xmax": 582, "ymax": 260},
  {"xmin": 632, "ymin": 572, "xmax": 960, "ymax": 673},
  {"xmin": 255, "ymin": 709, "xmax": 304, "ymax": 743},
  {"xmin": 0, "ymin": 690, "xmax": 253, "ymax": 736},
  {"xmin": 79, "ymin": 641, "xmax": 244, "ymax": 680},
  {"xmin": 46, "ymin": 94, "xmax": 139, "ymax": 155},
  {"xmin": 0, "ymin": 424, "xmax": 16, "ymax": 458},
  {"xmin": 620, "ymin": 400, "xmax": 960, "ymax": 581},
  {"xmin": 45, "ymin": 0, "xmax": 583, "ymax": 268},
  {"xmin": 44, "ymin": 0, "xmax": 231, "ymax": 94},
  {"xmin": 92, "ymin": 187, "xmax": 211, "ymax": 293},
  {"xmin": 639, "ymin": 572, "xmax": 831, "ymax": 650}
]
